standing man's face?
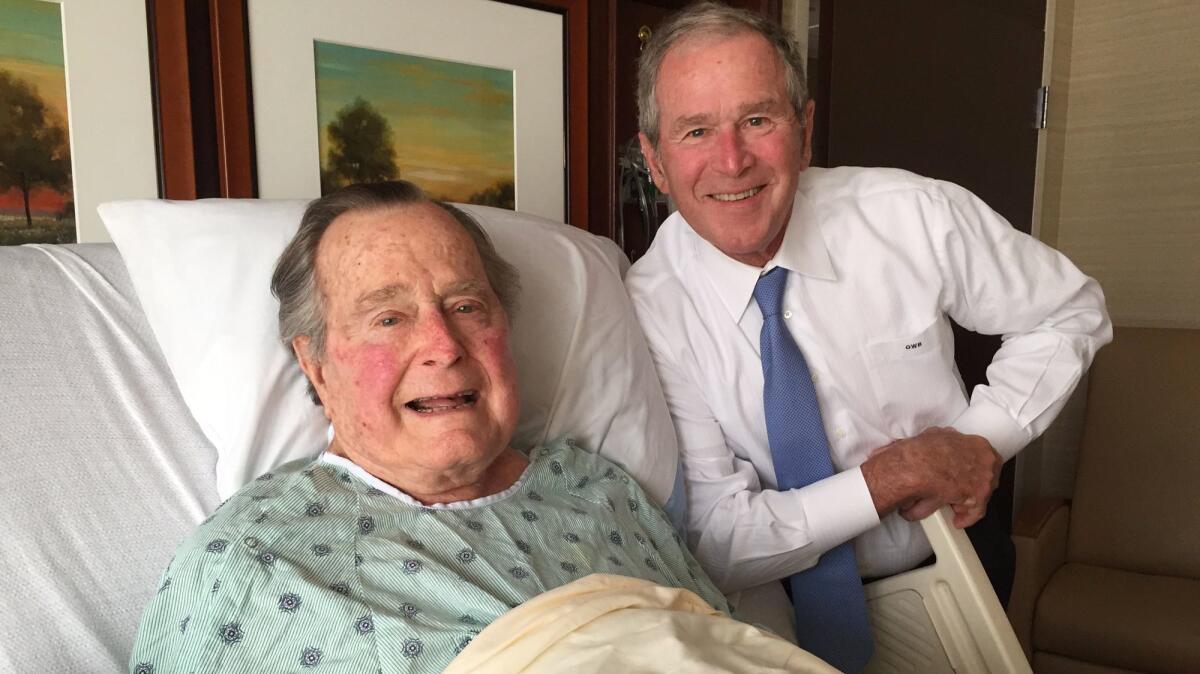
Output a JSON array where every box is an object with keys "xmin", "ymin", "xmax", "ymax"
[{"xmin": 641, "ymin": 31, "xmax": 815, "ymax": 268}]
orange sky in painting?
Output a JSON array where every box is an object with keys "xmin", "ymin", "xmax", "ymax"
[{"xmin": 0, "ymin": 186, "xmax": 69, "ymax": 215}]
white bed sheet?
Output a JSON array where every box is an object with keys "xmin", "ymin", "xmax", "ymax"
[{"xmin": 0, "ymin": 244, "xmax": 219, "ymax": 672}]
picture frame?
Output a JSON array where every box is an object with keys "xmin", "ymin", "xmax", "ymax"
[
  {"xmin": 13, "ymin": 0, "xmax": 160, "ymax": 242},
  {"xmin": 243, "ymin": 0, "xmax": 575, "ymax": 224}
]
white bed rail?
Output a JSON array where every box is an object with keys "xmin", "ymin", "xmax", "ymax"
[{"xmin": 862, "ymin": 508, "xmax": 1031, "ymax": 674}]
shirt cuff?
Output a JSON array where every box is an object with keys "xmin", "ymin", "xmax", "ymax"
[
  {"xmin": 952, "ymin": 400, "xmax": 1031, "ymax": 460},
  {"xmin": 799, "ymin": 467, "xmax": 881, "ymax": 554}
]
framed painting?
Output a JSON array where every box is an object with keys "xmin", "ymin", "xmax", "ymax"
[
  {"xmin": 313, "ymin": 41, "xmax": 517, "ymax": 209},
  {"xmin": 246, "ymin": 0, "xmax": 571, "ymax": 224},
  {"xmin": 0, "ymin": 0, "xmax": 158, "ymax": 244}
]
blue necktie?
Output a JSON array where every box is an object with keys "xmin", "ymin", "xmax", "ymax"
[{"xmin": 754, "ymin": 267, "xmax": 874, "ymax": 673}]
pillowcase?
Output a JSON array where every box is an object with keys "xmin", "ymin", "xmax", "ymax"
[{"xmin": 100, "ymin": 199, "xmax": 681, "ymax": 508}]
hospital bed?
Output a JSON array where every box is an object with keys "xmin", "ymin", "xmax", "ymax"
[{"xmin": 0, "ymin": 199, "xmax": 1028, "ymax": 672}]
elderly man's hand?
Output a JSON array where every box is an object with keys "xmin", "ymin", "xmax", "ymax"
[{"xmin": 860, "ymin": 427, "xmax": 1002, "ymax": 528}]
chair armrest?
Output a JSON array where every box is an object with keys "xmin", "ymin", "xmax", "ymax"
[
  {"xmin": 1012, "ymin": 498, "xmax": 1069, "ymax": 539},
  {"xmin": 1007, "ymin": 498, "xmax": 1070, "ymax": 659}
]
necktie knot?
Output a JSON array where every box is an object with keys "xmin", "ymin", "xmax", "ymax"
[{"xmin": 753, "ymin": 267, "xmax": 788, "ymax": 318}]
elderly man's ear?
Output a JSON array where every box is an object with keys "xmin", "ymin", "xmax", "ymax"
[{"xmin": 292, "ymin": 336, "xmax": 329, "ymax": 409}]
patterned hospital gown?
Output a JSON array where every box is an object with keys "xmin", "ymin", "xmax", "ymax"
[{"xmin": 129, "ymin": 439, "xmax": 730, "ymax": 673}]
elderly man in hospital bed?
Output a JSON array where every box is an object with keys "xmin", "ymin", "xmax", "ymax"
[{"xmin": 128, "ymin": 181, "xmax": 834, "ymax": 674}]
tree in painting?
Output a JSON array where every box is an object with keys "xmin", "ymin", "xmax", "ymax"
[
  {"xmin": 322, "ymin": 97, "xmax": 398, "ymax": 192},
  {"xmin": 0, "ymin": 69, "xmax": 71, "ymax": 228},
  {"xmin": 467, "ymin": 179, "xmax": 515, "ymax": 210}
]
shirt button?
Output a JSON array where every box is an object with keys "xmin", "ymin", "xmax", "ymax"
[
  {"xmin": 835, "ymin": 428, "xmax": 847, "ymax": 439},
  {"xmin": 811, "ymin": 373, "xmax": 820, "ymax": 384},
  {"xmin": 244, "ymin": 537, "xmax": 259, "ymax": 548},
  {"xmin": 783, "ymin": 310, "xmax": 793, "ymax": 319}
]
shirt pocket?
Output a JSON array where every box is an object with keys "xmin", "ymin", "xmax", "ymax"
[{"xmin": 861, "ymin": 318, "xmax": 968, "ymax": 439}]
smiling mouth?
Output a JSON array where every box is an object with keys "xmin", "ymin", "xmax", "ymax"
[
  {"xmin": 710, "ymin": 186, "xmax": 764, "ymax": 202},
  {"xmin": 405, "ymin": 390, "xmax": 479, "ymax": 413}
]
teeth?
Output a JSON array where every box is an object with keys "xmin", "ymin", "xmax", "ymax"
[
  {"xmin": 406, "ymin": 391, "xmax": 478, "ymax": 413},
  {"xmin": 711, "ymin": 187, "xmax": 762, "ymax": 202}
]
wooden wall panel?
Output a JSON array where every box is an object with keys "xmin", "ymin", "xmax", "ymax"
[
  {"xmin": 149, "ymin": 0, "xmax": 197, "ymax": 199},
  {"xmin": 209, "ymin": 0, "xmax": 255, "ymax": 197},
  {"xmin": 1055, "ymin": 1, "xmax": 1200, "ymax": 328},
  {"xmin": 150, "ymin": 0, "xmax": 254, "ymax": 198}
]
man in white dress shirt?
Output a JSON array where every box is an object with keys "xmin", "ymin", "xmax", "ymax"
[{"xmin": 625, "ymin": 1, "xmax": 1111, "ymax": 644}]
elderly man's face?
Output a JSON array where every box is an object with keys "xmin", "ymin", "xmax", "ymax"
[
  {"xmin": 640, "ymin": 31, "xmax": 814, "ymax": 267},
  {"xmin": 296, "ymin": 203, "xmax": 519, "ymax": 489}
]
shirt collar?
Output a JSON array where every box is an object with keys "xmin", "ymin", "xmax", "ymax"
[{"xmin": 691, "ymin": 186, "xmax": 836, "ymax": 324}]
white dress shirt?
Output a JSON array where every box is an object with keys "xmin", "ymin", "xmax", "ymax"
[{"xmin": 626, "ymin": 167, "xmax": 1111, "ymax": 594}]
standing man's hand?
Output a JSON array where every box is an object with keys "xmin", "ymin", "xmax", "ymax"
[{"xmin": 860, "ymin": 427, "xmax": 1002, "ymax": 528}]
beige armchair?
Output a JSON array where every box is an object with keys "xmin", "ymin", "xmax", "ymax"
[{"xmin": 1008, "ymin": 327, "xmax": 1200, "ymax": 673}]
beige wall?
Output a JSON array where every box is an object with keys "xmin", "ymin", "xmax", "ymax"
[{"xmin": 1047, "ymin": 0, "xmax": 1200, "ymax": 328}]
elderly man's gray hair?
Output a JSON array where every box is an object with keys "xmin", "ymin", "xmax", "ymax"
[
  {"xmin": 636, "ymin": 1, "xmax": 809, "ymax": 148},
  {"xmin": 270, "ymin": 180, "xmax": 520, "ymax": 405}
]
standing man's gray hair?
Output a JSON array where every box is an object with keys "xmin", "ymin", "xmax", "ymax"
[
  {"xmin": 271, "ymin": 180, "xmax": 520, "ymax": 404},
  {"xmin": 636, "ymin": 1, "xmax": 810, "ymax": 148}
]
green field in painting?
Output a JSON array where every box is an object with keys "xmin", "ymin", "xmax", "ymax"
[
  {"xmin": 0, "ymin": 0, "xmax": 74, "ymax": 242},
  {"xmin": 0, "ymin": 213, "xmax": 73, "ymax": 245},
  {"xmin": 315, "ymin": 41, "xmax": 515, "ymax": 208}
]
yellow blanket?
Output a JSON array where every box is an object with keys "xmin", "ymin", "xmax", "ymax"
[{"xmin": 444, "ymin": 574, "xmax": 839, "ymax": 673}]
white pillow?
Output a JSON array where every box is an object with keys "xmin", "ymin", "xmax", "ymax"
[{"xmin": 99, "ymin": 199, "xmax": 681, "ymax": 509}]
